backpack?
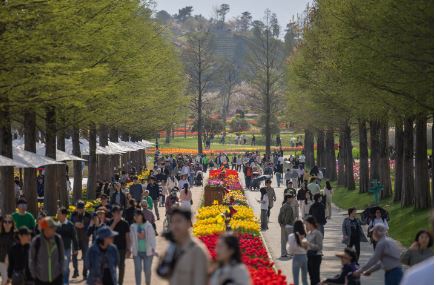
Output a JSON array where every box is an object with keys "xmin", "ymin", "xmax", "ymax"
[{"xmin": 33, "ymin": 234, "xmax": 63, "ymax": 264}]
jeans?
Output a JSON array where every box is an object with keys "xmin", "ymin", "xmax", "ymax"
[
  {"xmin": 385, "ymin": 267, "xmax": 403, "ymax": 285},
  {"xmin": 260, "ymin": 209, "xmax": 268, "ymax": 230},
  {"xmin": 307, "ymin": 254, "xmax": 322, "ymax": 285},
  {"xmin": 292, "ymin": 254, "xmax": 308, "ymax": 285},
  {"xmin": 118, "ymin": 249, "xmax": 126, "ymax": 285},
  {"xmin": 72, "ymin": 237, "xmax": 89, "ymax": 276},
  {"xmin": 63, "ymin": 249, "xmax": 72, "ymax": 285},
  {"xmin": 133, "ymin": 253, "xmax": 153, "ymax": 285},
  {"xmin": 318, "ymin": 224, "xmax": 325, "ymax": 237},
  {"xmin": 245, "ymin": 176, "xmax": 251, "ymax": 189},
  {"xmin": 281, "ymin": 225, "xmax": 293, "ymax": 256},
  {"xmin": 275, "ymin": 172, "xmax": 282, "ymax": 187},
  {"xmin": 348, "ymin": 238, "xmax": 361, "ymax": 263},
  {"xmin": 153, "ymin": 199, "xmax": 160, "ymax": 219}
]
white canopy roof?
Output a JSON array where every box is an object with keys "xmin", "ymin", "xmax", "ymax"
[
  {"xmin": 0, "ymin": 155, "xmax": 31, "ymax": 168},
  {"xmin": 12, "ymin": 148, "xmax": 64, "ymax": 168}
]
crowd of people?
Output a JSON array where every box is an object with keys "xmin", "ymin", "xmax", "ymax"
[{"xmin": 0, "ymin": 150, "xmax": 433, "ymax": 285}]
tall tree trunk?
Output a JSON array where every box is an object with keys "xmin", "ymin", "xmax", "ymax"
[
  {"xmin": 98, "ymin": 124, "xmax": 109, "ymax": 182},
  {"xmin": 87, "ymin": 123, "xmax": 97, "ymax": 200},
  {"xmin": 325, "ymin": 128, "xmax": 337, "ymax": 181},
  {"xmin": 337, "ymin": 130, "xmax": 346, "ymax": 186},
  {"xmin": 304, "ymin": 129, "xmax": 315, "ymax": 169},
  {"xmin": 23, "ymin": 109, "xmax": 38, "ymax": 216},
  {"xmin": 358, "ymin": 120, "xmax": 369, "ymax": 193},
  {"xmin": 369, "ymin": 120, "xmax": 381, "ymax": 181},
  {"xmin": 165, "ymin": 129, "xmax": 171, "ymax": 144},
  {"xmin": 108, "ymin": 128, "xmax": 119, "ymax": 176},
  {"xmin": 72, "ymin": 126, "xmax": 82, "ymax": 202},
  {"xmin": 414, "ymin": 114, "xmax": 431, "ymax": 209},
  {"xmin": 401, "ymin": 117, "xmax": 414, "ymax": 207},
  {"xmin": 379, "ymin": 121, "xmax": 392, "ymax": 199},
  {"xmin": 109, "ymin": 128, "xmax": 118, "ymax": 142},
  {"xmin": 393, "ymin": 120, "xmax": 404, "ymax": 202},
  {"xmin": 44, "ymin": 106, "xmax": 59, "ymax": 215},
  {"xmin": 343, "ymin": 122, "xmax": 355, "ymax": 190},
  {"xmin": 316, "ymin": 130, "xmax": 325, "ymax": 167},
  {"xmin": 0, "ymin": 98, "xmax": 15, "ymax": 214},
  {"xmin": 197, "ymin": 66, "xmax": 204, "ymax": 154},
  {"xmin": 57, "ymin": 125, "xmax": 68, "ymax": 208}
]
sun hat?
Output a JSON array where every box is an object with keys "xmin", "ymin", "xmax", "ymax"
[{"xmin": 96, "ymin": 226, "xmax": 118, "ymax": 240}]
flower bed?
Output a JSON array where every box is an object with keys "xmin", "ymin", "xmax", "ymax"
[{"xmin": 194, "ymin": 169, "xmax": 288, "ymax": 285}]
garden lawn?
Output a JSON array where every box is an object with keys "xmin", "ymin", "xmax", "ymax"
[{"xmin": 332, "ymin": 182, "xmax": 432, "ymax": 246}]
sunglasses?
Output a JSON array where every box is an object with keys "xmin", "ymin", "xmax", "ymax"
[{"xmin": 3, "ymin": 220, "xmax": 13, "ymax": 224}]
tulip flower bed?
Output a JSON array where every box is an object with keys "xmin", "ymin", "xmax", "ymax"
[{"xmin": 194, "ymin": 169, "xmax": 288, "ymax": 285}]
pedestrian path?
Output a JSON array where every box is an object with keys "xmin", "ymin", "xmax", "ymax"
[
  {"xmin": 69, "ymin": 180, "xmax": 206, "ymax": 285},
  {"xmin": 244, "ymin": 178, "xmax": 384, "ymax": 285}
]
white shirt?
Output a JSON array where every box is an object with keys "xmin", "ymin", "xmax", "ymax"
[
  {"xmin": 259, "ymin": 194, "xmax": 269, "ymax": 210},
  {"xmin": 181, "ymin": 166, "xmax": 190, "ymax": 175},
  {"xmin": 287, "ymin": 234, "xmax": 307, "ymax": 255},
  {"xmin": 299, "ymin": 155, "xmax": 306, "ymax": 163},
  {"xmin": 178, "ymin": 179, "xmax": 190, "ymax": 190},
  {"xmin": 400, "ymin": 257, "xmax": 433, "ymax": 285}
]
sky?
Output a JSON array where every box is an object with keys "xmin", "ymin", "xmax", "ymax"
[{"xmin": 155, "ymin": 0, "xmax": 312, "ymax": 35}]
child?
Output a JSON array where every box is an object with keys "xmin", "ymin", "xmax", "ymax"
[{"xmin": 320, "ymin": 248, "xmax": 360, "ymax": 285}]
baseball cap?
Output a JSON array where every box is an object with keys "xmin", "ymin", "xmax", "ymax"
[
  {"xmin": 76, "ymin": 200, "xmax": 85, "ymax": 209},
  {"xmin": 96, "ymin": 226, "xmax": 118, "ymax": 240}
]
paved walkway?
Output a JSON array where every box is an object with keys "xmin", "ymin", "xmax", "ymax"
[
  {"xmin": 69, "ymin": 180, "xmax": 205, "ymax": 285},
  {"xmin": 243, "ymin": 175, "xmax": 384, "ymax": 285}
]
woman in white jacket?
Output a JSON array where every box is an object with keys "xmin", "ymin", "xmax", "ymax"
[
  {"xmin": 130, "ymin": 209, "xmax": 157, "ymax": 285},
  {"xmin": 287, "ymin": 220, "xmax": 309, "ymax": 285}
]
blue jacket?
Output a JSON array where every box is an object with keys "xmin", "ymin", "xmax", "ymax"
[{"xmin": 85, "ymin": 243, "xmax": 119, "ymax": 285}]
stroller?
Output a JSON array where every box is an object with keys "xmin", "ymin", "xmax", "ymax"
[
  {"xmin": 249, "ymin": 173, "xmax": 271, "ymax": 191},
  {"xmin": 194, "ymin": 171, "xmax": 203, "ymax": 186}
]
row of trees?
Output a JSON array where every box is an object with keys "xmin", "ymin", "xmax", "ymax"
[
  {"xmin": 0, "ymin": 1, "xmax": 186, "ymax": 215},
  {"xmin": 287, "ymin": 0, "xmax": 433, "ymax": 209}
]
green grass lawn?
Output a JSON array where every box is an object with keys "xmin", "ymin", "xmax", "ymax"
[{"xmin": 332, "ymin": 182, "xmax": 432, "ymax": 246}]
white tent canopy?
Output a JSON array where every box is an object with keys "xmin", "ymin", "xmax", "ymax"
[
  {"xmin": 0, "ymin": 155, "xmax": 31, "ymax": 168},
  {"xmin": 12, "ymin": 148, "xmax": 64, "ymax": 168}
]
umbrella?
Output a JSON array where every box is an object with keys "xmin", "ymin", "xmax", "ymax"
[
  {"xmin": 0, "ymin": 155, "xmax": 31, "ymax": 168},
  {"xmin": 361, "ymin": 206, "xmax": 389, "ymax": 224}
]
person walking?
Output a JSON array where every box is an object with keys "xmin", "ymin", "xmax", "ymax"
[
  {"xmin": 278, "ymin": 193, "xmax": 296, "ymax": 258},
  {"xmin": 297, "ymin": 187, "xmax": 306, "ymax": 219},
  {"xmin": 0, "ymin": 215, "xmax": 15, "ymax": 285},
  {"xmin": 129, "ymin": 177, "xmax": 144, "ymax": 204},
  {"xmin": 274, "ymin": 162, "xmax": 283, "ymax": 188},
  {"xmin": 107, "ymin": 206, "xmax": 130, "ymax": 285},
  {"xmin": 157, "ymin": 208, "xmax": 210, "ymax": 285},
  {"xmin": 130, "ymin": 210, "xmax": 156, "ymax": 285},
  {"xmin": 401, "ymin": 230, "xmax": 433, "ymax": 267},
  {"xmin": 287, "ymin": 220, "xmax": 308, "ymax": 285},
  {"xmin": 146, "ymin": 177, "xmax": 160, "ymax": 220},
  {"xmin": 305, "ymin": 216, "xmax": 323, "ymax": 285},
  {"xmin": 179, "ymin": 183, "xmax": 192, "ymax": 210},
  {"xmin": 71, "ymin": 200, "xmax": 91, "ymax": 279},
  {"xmin": 110, "ymin": 182, "xmax": 127, "ymax": 209},
  {"xmin": 210, "ymin": 233, "xmax": 252, "ymax": 285},
  {"xmin": 323, "ymin": 181, "xmax": 333, "ymax": 219},
  {"xmin": 263, "ymin": 179, "xmax": 276, "ymax": 220},
  {"xmin": 308, "ymin": 194, "xmax": 326, "ymax": 236},
  {"xmin": 368, "ymin": 207, "xmax": 389, "ymax": 249},
  {"xmin": 56, "ymin": 207, "xmax": 79, "ymax": 285},
  {"xmin": 86, "ymin": 226, "xmax": 119, "ymax": 285},
  {"xmin": 353, "ymin": 224, "xmax": 403, "ymax": 285},
  {"xmin": 29, "ymin": 217, "xmax": 64, "ymax": 285},
  {"xmin": 307, "ymin": 178, "xmax": 320, "ymax": 196},
  {"xmin": 12, "ymin": 199, "xmax": 36, "ymax": 232},
  {"xmin": 7, "ymin": 226, "xmax": 33, "ymax": 285},
  {"xmin": 257, "ymin": 188, "xmax": 269, "ymax": 231},
  {"xmin": 342, "ymin": 207, "xmax": 367, "ymax": 263}
]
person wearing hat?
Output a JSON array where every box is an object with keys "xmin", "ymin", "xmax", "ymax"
[
  {"xmin": 107, "ymin": 206, "xmax": 130, "ymax": 285},
  {"xmin": 29, "ymin": 217, "xmax": 64, "ymax": 285},
  {"xmin": 88, "ymin": 207, "xmax": 108, "ymax": 242},
  {"xmin": 353, "ymin": 224, "xmax": 403, "ymax": 285},
  {"xmin": 146, "ymin": 176, "xmax": 160, "ymax": 220},
  {"xmin": 7, "ymin": 226, "xmax": 33, "ymax": 285},
  {"xmin": 85, "ymin": 226, "xmax": 119, "ymax": 285},
  {"xmin": 129, "ymin": 176, "xmax": 144, "ymax": 204},
  {"xmin": 71, "ymin": 200, "xmax": 92, "ymax": 279},
  {"xmin": 278, "ymin": 193, "xmax": 297, "ymax": 258},
  {"xmin": 320, "ymin": 248, "xmax": 360, "ymax": 285},
  {"xmin": 56, "ymin": 207, "xmax": 79, "ymax": 285},
  {"xmin": 12, "ymin": 198, "xmax": 36, "ymax": 232}
]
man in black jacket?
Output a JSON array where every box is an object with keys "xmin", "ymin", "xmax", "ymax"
[
  {"xmin": 309, "ymin": 193, "xmax": 327, "ymax": 237},
  {"xmin": 146, "ymin": 176, "xmax": 160, "ymax": 220},
  {"xmin": 71, "ymin": 201, "xmax": 91, "ymax": 279},
  {"xmin": 110, "ymin": 182, "xmax": 127, "ymax": 209},
  {"xmin": 57, "ymin": 207, "xmax": 79, "ymax": 285}
]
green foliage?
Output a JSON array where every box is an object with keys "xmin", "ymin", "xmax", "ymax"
[
  {"xmin": 229, "ymin": 116, "xmax": 250, "ymax": 133},
  {"xmin": 192, "ymin": 117, "xmax": 224, "ymax": 138}
]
